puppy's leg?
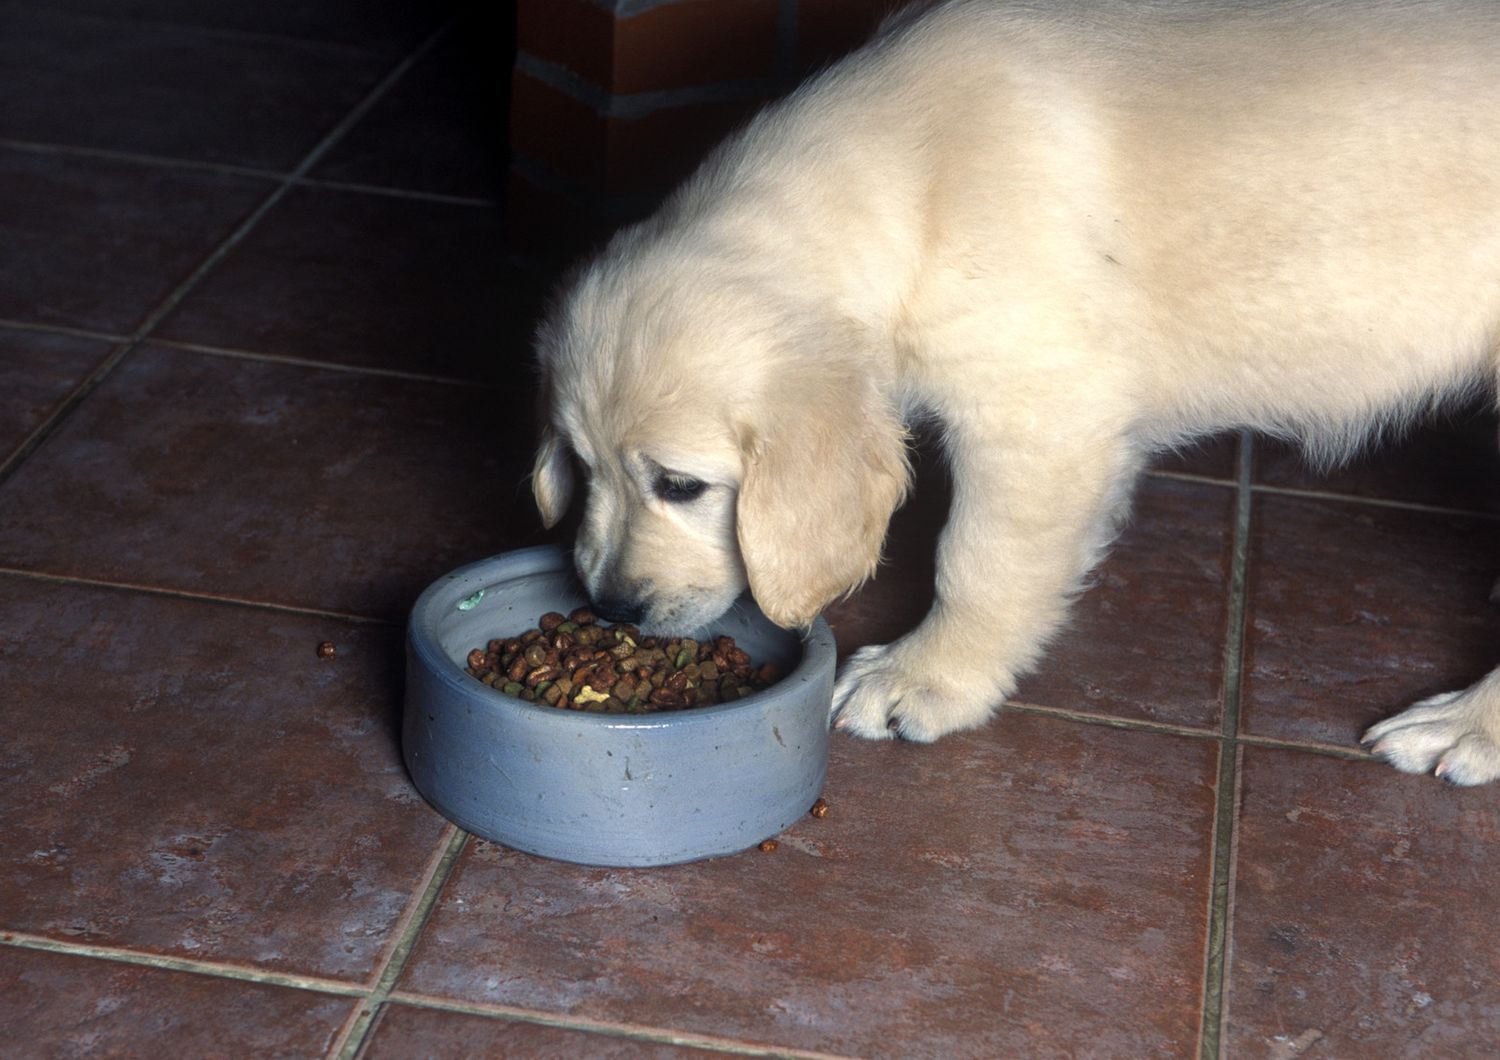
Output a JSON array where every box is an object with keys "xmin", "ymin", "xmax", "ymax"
[
  {"xmin": 1364, "ymin": 667, "xmax": 1500, "ymax": 785},
  {"xmin": 833, "ymin": 408, "xmax": 1142, "ymax": 741}
]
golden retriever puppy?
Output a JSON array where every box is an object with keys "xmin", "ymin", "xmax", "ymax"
[{"xmin": 531, "ymin": 0, "xmax": 1500, "ymax": 783}]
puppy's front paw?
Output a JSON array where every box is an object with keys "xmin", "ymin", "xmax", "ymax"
[
  {"xmin": 831, "ymin": 641, "xmax": 1003, "ymax": 743},
  {"xmin": 1363, "ymin": 689, "xmax": 1500, "ymax": 786}
]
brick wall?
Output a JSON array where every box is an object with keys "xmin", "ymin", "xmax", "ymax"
[{"xmin": 507, "ymin": 0, "xmax": 918, "ymax": 259}]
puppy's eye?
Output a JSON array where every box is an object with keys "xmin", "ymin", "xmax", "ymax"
[{"xmin": 655, "ymin": 473, "xmax": 707, "ymax": 503}]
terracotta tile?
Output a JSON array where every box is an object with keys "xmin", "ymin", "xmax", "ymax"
[
  {"xmin": 1242, "ymin": 494, "xmax": 1500, "ymax": 747},
  {"xmin": 0, "ymin": 325, "xmax": 115, "ymax": 463},
  {"xmin": 822, "ymin": 433, "xmax": 947, "ymax": 655},
  {"xmin": 0, "ymin": 7, "xmax": 389, "ymax": 170},
  {"xmin": 1151, "ymin": 430, "xmax": 1241, "ymax": 480},
  {"xmin": 13, "ymin": 0, "xmax": 453, "ymax": 53},
  {"xmin": 0, "ymin": 148, "xmax": 270, "ymax": 335},
  {"xmin": 397, "ymin": 713, "xmax": 1217, "ymax": 1057},
  {"xmin": 310, "ymin": 13, "xmax": 512, "ymax": 200},
  {"xmin": 0, "ymin": 575, "xmax": 449, "ymax": 978},
  {"xmin": 1255, "ymin": 406, "xmax": 1500, "ymax": 515},
  {"xmin": 1018, "ymin": 477, "xmax": 1234, "ymax": 728},
  {"xmin": 0, "ymin": 947, "xmax": 351, "ymax": 1055},
  {"xmin": 154, "ymin": 187, "xmax": 542, "ymax": 381},
  {"xmin": 0, "ymin": 347, "xmax": 545, "ymax": 618},
  {"xmin": 830, "ymin": 471, "xmax": 1234, "ymax": 730},
  {"xmin": 366, "ymin": 1004, "xmax": 737, "ymax": 1058},
  {"xmin": 1226, "ymin": 747, "xmax": 1500, "ymax": 1055}
]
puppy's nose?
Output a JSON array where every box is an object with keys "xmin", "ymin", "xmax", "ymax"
[{"xmin": 590, "ymin": 595, "xmax": 644, "ymax": 625}]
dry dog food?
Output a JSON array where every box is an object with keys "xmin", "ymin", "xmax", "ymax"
[
  {"xmin": 465, "ymin": 607, "xmax": 780, "ymax": 714},
  {"xmin": 809, "ymin": 797, "xmax": 829, "ymax": 819},
  {"xmin": 316, "ymin": 641, "xmax": 336, "ymax": 659}
]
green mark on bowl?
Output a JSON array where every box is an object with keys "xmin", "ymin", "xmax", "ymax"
[{"xmin": 456, "ymin": 589, "xmax": 485, "ymax": 611}]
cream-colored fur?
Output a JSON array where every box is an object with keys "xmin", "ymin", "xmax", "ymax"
[{"xmin": 531, "ymin": 0, "xmax": 1500, "ymax": 784}]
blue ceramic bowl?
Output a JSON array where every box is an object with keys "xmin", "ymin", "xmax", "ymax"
[{"xmin": 403, "ymin": 545, "xmax": 835, "ymax": 867}]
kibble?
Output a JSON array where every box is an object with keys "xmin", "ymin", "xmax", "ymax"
[
  {"xmin": 465, "ymin": 609, "xmax": 779, "ymax": 714},
  {"xmin": 316, "ymin": 641, "xmax": 336, "ymax": 659},
  {"xmin": 809, "ymin": 797, "xmax": 829, "ymax": 819},
  {"xmin": 758, "ymin": 839, "xmax": 779, "ymax": 853}
]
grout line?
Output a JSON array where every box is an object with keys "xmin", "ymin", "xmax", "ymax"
[
  {"xmin": 1199, "ymin": 741, "xmax": 1238, "ymax": 1060},
  {"xmin": 1217, "ymin": 745, "xmax": 1247, "ymax": 1056},
  {"xmin": 0, "ymin": 340, "xmax": 137, "ymax": 487},
  {"xmin": 1198, "ymin": 429, "xmax": 1254, "ymax": 1060},
  {"xmin": 0, "ymin": 567, "xmax": 396, "ymax": 626},
  {"xmin": 0, "ymin": 308, "xmax": 136, "ymax": 487},
  {"xmin": 1235, "ymin": 732, "xmax": 1379, "ymax": 761},
  {"xmin": 1149, "ymin": 464, "xmax": 1500, "ymax": 521},
  {"xmin": 0, "ymin": 138, "xmax": 500, "ymax": 210},
  {"xmin": 381, "ymin": 991, "xmax": 852, "ymax": 1060},
  {"xmin": 360, "ymin": 824, "xmax": 467, "ymax": 997},
  {"xmin": 330, "ymin": 826, "xmax": 470, "ymax": 1060},
  {"xmin": 0, "ymin": 930, "xmax": 366, "ymax": 997},
  {"xmin": 1003, "ymin": 701, "xmax": 1219, "ymax": 740},
  {"xmin": 0, "ymin": 317, "xmax": 130, "ymax": 344},
  {"xmin": 148, "ymin": 339, "xmax": 504, "ymax": 389},
  {"xmin": 294, "ymin": 175, "xmax": 497, "ymax": 208},
  {"xmin": 1144, "ymin": 468, "xmax": 1237, "ymax": 489},
  {"xmin": 1247, "ymin": 481, "xmax": 1500, "ymax": 522},
  {"xmin": 0, "ymin": 136, "xmax": 287, "ymax": 182},
  {"xmin": 1004, "ymin": 701, "xmax": 1380, "ymax": 764}
]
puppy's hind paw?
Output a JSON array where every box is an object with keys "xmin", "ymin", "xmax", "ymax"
[
  {"xmin": 831, "ymin": 642, "xmax": 1001, "ymax": 743},
  {"xmin": 1363, "ymin": 690, "xmax": 1500, "ymax": 786}
]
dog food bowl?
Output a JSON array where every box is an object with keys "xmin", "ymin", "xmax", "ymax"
[{"xmin": 403, "ymin": 545, "xmax": 835, "ymax": 867}]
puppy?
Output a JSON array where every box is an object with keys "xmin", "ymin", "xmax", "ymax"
[{"xmin": 530, "ymin": 0, "xmax": 1500, "ymax": 784}]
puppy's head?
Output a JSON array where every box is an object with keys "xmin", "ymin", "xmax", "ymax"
[{"xmin": 532, "ymin": 247, "xmax": 910, "ymax": 633}]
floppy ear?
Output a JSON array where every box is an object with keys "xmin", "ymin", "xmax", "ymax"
[
  {"xmin": 736, "ymin": 371, "xmax": 910, "ymax": 628},
  {"xmin": 531, "ymin": 425, "xmax": 575, "ymax": 529}
]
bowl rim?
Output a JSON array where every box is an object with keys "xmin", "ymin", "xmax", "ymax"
[{"xmin": 408, "ymin": 545, "xmax": 836, "ymax": 730}]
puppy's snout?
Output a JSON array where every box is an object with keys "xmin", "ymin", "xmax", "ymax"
[{"xmin": 590, "ymin": 594, "xmax": 644, "ymax": 625}]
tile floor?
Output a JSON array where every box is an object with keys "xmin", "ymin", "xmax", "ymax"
[{"xmin": 3, "ymin": 3, "xmax": 1500, "ymax": 1057}]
